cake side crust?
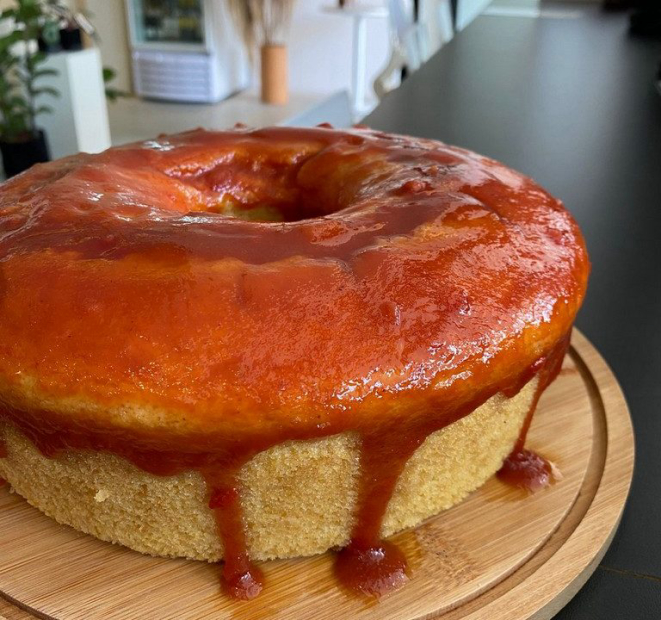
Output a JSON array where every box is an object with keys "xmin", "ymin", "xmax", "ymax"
[{"xmin": 0, "ymin": 380, "xmax": 535, "ymax": 562}]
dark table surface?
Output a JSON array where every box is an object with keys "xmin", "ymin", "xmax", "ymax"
[{"xmin": 366, "ymin": 6, "xmax": 661, "ymax": 619}]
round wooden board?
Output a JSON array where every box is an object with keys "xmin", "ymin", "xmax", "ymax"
[{"xmin": 0, "ymin": 329, "xmax": 634, "ymax": 620}]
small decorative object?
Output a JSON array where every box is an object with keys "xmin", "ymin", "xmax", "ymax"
[
  {"xmin": 260, "ymin": 42, "xmax": 287, "ymax": 105},
  {"xmin": 44, "ymin": 0, "xmax": 95, "ymax": 51},
  {"xmin": 0, "ymin": 0, "xmax": 60, "ymax": 178},
  {"xmin": 39, "ymin": 1, "xmax": 128, "ymax": 103},
  {"xmin": 38, "ymin": 1, "xmax": 93, "ymax": 54},
  {"xmin": 227, "ymin": 0, "xmax": 296, "ymax": 105}
]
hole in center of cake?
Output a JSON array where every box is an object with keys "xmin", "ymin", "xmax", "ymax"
[
  {"xmin": 174, "ymin": 153, "xmax": 347, "ymax": 223},
  {"xmin": 206, "ymin": 194, "xmax": 325, "ymax": 223}
]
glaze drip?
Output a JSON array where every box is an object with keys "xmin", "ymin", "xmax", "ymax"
[
  {"xmin": 334, "ymin": 333, "xmax": 569, "ymax": 596},
  {"xmin": 207, "ymin": 479, "xmax": 264, "ymax": 600},
  {"xmin": 0, "ymin": 333, "xmax": 570, "ymax": 599},
  {"xmin": 497, "ymin": 332, "xmax": 567, "ymax": 493},
  {"xmin": 497, "ymin": 449, "xmax": 556, "ymax": 492},
  {"xmin": 0, "ymin": 126, "xmax": 589, "ymax": 601},
  {"xmin": 335, "ymin": 540, "xmax": 409, "ymax": 597}
]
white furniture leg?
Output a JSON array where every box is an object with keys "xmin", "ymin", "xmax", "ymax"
[{"xmin": 352, "ymin": 15, "xmax": 368, "ymax": 117}]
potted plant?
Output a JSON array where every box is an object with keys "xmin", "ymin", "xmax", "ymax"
[
  {"xmin": 228, "ymin": 0, "xmax": 297, "ymax": 105},
  {"xmin": 40, "ymin": 0, "xmax": 98, "ymax": 52},
  {"xmin": 0, "ymin": 0, "xmax": 60, "ymax": 178}
]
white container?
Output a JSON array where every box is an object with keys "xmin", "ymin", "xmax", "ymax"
[
  {"xmin": 126, "ymin": 0, "xmax": 250, "ymax": 103},
  {"xmin": 36, "ymin": 48, "xmax": 111, "ymax": 159}
]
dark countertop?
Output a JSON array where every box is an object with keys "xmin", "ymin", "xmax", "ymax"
[{"xmin": 366, "ymin": 6, "xmax": 661, "ymax": 619}]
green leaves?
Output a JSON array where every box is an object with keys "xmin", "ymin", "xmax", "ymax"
[
  {"xmin": 0, "ymin": 31, "xmax": 22, "ymax": 55},
  {"xmin": 26, "ymin": 51, "xmax": 47, "ymax": 68},
  {"xmin": 7, "ymin": 95, "xmax": 29, "ymax": 109},
  {"xmin": 103, "ymin": 65, "xmax": 130, "ymax": 103},
  {"xmin": 40, "ymin": 19, "xmax": 59, "ymax": 46},
  {"xmin": 15, "ymin": 1, "xmax": 42, "ymax": 23},
  {"xmin": 0, "ymin": 110, "xmax": 29, "ymax": 141},
  {"xmin": 33, "ymin": 67, "xmax": 57, "ymax": 78},
  {"xmin": 0, "ymin": 8, "xmax": 17, "ymax": 21},
  {"xmin": 0, "ymin": 0, "xmax": 61, "ymax": 141},
  {"xmin": 102, "ymin": 66, "xmax": 116, "ymax": 83},
  {"xmin": 32, "ymin": 86, "xmax": 59, "ymax": 98}
]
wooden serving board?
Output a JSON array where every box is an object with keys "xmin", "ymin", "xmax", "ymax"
[{"xmin": 0, "ymin": 329, "xmax": 634, "ymax": 620}]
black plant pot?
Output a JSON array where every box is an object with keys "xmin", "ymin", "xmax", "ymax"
[
  {"xmin": 0, "ymin": 130, "xmax": 50, "ymax": 179},
  {"xmin": 60, "ymin": 27, "xmax": 83, "ymax": 51},
  {"xmin": 37, "ymin": 35, "xmax": 61, "ymax": 54},
  {"xmin": 38, "ymin": 27, "xmax": 83, "ymax": 53}
]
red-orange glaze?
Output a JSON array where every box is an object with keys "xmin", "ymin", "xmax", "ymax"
[
  {"xmin": 335, "ymin": 540, "xmax": 409, "ymax": 597},
  {"xmin": 336, "ymin": 333, "xmax": 570, "ymax": 596},
  {"xmin": 497, "ymin": 449, "xmax": 555, "ymax": 492},
  {"xmin": 497, "ymin": 332, "xmax": 567, "ymax": 493},
  {"xmin": 207, "ymin": 476, "xmax": 264, "ymax": 599},
  {"xmin": 0, "ymin": 126, "xmax": 589, "ymax": 599}
]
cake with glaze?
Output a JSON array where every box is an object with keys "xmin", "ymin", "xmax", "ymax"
[{"xmin": 0, "ymin": 126, "xmax": 589, "ymax": 598}]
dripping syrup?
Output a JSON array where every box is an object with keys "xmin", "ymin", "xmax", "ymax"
[
  {"xmin": 497, "ymin": 333, "xmax": 568, "ymax": 493},
  {"xmin": 207, "ymin": 478, "xmax": 264, "ymax": 600},
  {"xmin": 335, "ymin": 540, "xmax": 408, "ymax": 597},
  {"xmin": 334, "ymin": 430, "xmax": 422, "ymax": 596},
  {"xmin": 497, "ymin": 449, "xmax": 556, "ymax": 492},
  {"xmin": 0, "ymin": 335, "xmax": 570, "ymax": 600}
]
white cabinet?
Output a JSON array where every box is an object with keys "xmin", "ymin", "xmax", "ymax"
[
  {"xmin": 37, "ymin": 48, "xmax": 111, "ymax": 159},
  {"xmin": 126, "ymin": 0, "xmax": 250, "ymax": 103}
]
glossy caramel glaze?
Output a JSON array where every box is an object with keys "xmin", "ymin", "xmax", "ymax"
[
  {"xmin": 497, "ymin": 449, "xmax": 556, "ymax": 493},
  {"xmin": 0, "ymin": 126, "xmax": 589, "ymax": 598},
  {"xmin": 497, "ymin": 332, "xmax": 568, "ymax": 494}
]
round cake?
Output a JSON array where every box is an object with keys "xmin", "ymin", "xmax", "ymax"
[{"xmin": 0, "ymin": 126, "xmax": 589, "ymax": 599}]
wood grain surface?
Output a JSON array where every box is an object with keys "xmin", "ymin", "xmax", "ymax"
[{"xmin": 0, "ymin": 329, "xmax": 634, "ymax": 619}]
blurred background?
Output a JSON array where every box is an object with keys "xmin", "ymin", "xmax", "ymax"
[{"xmin": 0, "ymin": 0, "xmax": 658, "ymax": 178}]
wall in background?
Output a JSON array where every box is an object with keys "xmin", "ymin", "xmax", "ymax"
[
  {"xmin": 287, "ymin": 0, "xmax": 390, "ymax": 105},
  {"xmin": 84, "ymin": 0, "xmax": 132, "ymax": 92},
  {"xmin": 63, "ymin": 1, "xmax": 391, "ymax": 106}
]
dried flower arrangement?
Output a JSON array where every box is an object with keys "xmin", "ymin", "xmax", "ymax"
[{"xmin": 226, "ymin": 0, "xmax": 296, "ymax": 104}]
